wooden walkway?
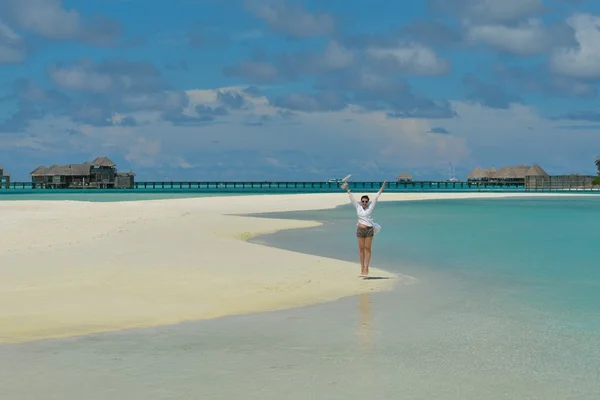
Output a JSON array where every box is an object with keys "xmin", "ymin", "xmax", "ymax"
[{"xmin": 1, "ymin": 180, "xmax": 527, "ymax": 191}]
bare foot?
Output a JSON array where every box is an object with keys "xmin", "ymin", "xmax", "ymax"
[{"xmin": 360, "ymin": 266, "xmax": 367, "ymax": 276}]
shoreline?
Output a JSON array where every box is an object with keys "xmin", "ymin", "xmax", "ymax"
[{"xmin": 0, "ymin": 192, "xmax": 591, "ymax": 345}]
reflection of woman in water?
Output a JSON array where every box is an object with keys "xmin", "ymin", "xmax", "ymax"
[
  {"xmin": 358, "ymin": 292, "xmax": 372, "ymax": 348},
  {"xmin": 343, "ymin": 181, "xmax": 386, "ymax": 276}
]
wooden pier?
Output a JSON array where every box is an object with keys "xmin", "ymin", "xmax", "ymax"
[
  {"xmin": 0, "ymin": 180, "xmax": 527, "ymax": 192},
  {"xmin": 2, "ymin": 179, "xmax": 599, "ymax": 192}
]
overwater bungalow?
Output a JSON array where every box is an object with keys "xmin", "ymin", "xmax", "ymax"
[
  {"xmin": 396, "ymin": 173, "xmax": 413, "ymax": 182},
  {"xmin": 29, "ymin": 156, "xmax": 135, "ymax": 189},
  {"xmin": 466, "ymin": 167, "xmax": 497, "ymax": 181},
  {"xmin": 467, "ymin": 164, "xmax": 548, "ymax": 184}
]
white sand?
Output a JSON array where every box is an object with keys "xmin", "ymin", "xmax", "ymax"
[{"xmin": 0, "ymin": 191, "xmax": 581, "ymax": 343}]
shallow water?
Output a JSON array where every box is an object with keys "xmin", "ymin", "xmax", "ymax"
[
  {"xmin": 0, "ymin": 192, "xmax": 258, "ymax": 202},
  {"xmin": 2, "ymin": 280, "xmax": 598, "ymax": 399},
  {"xmin": 1, "ymin": 196, "xmax": 600, "ymax": 399}
]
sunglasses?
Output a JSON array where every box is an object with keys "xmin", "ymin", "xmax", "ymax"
[{"xmin": 361, "ymin": 200, "xmax": 369, "ymax": 203}]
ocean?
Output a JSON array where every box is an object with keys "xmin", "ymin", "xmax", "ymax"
[
  {"xmin": 248, "ymin": 195, "xmax": 600, "ymax": 398},
  {"xmin": 0, "ymin": 191, "xmax": 259, "ymax": 202},
  {"xmin": 1, "ymin": 194, "xmax": 599, "ymax": 399}
]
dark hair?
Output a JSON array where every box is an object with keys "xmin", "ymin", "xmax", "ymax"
[{"xmin": 361, "ymin": 195, "xmax": 369, "ymax": 202}]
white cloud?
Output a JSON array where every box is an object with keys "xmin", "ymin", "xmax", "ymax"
[
  {"xmin": 1, "ymin": 0, "xmax": 120, "ymax": 46},
  {"xmin": 246, "ymin": 0, "xmax": 335, "ymax": 38},
  {"xmin": 440, "ymin": 101, "xmax": 600, "ymax": 173},
  {"xmin": 438, "ymin": 0, "xmax": 545, "ymax": 24},
  {"xmin": 48, "ymin": 64, "xmax": 114, "ymax": 92},
  {"xmin": 9, "ymin": 0, "xmax": 81, "ymax": 39},
  {"xmin": 469, "ymin": 0, "xmax": 544, "ymax": 22},
  {"xmin": 550, "ymin": 13, "xmax": 600, "ymax": 79},
  {"xmin": 124, "ymin": 137, "xmax": 161, "ymax": 167},
  {"xmin": 366, "ymin": 43, "xmax": 449, "ymax": 75},
  {"xmin": 465, "ymin": 19, "xmax": 550, "ymax": 55},
  {"xmin": 2, "ymin": 85, "xmax": 600, "ymax": 180},
  {"xmin": 0, "ymin": 21, "xmax": 25, "ymax": 63},
  {"xmin": 320, "ymin": 40, "xmax": 355, "ymax": 69}
]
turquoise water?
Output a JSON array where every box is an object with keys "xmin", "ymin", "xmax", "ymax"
[
  {"xmin": 0, "ymin": 191, "xmax": 261, "ymax": 201},
  {"xmin": 242, "ymin": 196, "xmax": 600, "ymax": 397},
  {"xmin": 252, "ymin": 196, "xmax": 600, "ymax": 332},
  {"xmin": 1, "ymin": 196, "xmax": 599, "ymax": 399},
  {"xmin": 1, "ymin": 186, "xmax": 597, "ymax": 202}
]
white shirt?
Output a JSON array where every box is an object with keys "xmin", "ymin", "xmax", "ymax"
[{"xmin": 348, "ymin": 192, "xmax": 380, "ymax": 227}]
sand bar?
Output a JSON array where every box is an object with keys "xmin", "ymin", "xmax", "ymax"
[{"xmin": 0, "ymin": 191, "xmax": 586, "ymax": 343}]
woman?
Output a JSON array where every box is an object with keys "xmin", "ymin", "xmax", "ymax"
[{"xmin": 343, "ymin": 181, "xmax": 386, "ymax": 276}]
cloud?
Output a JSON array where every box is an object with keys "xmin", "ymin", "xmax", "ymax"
[
  {"xmin": 436, "ymin": 101, "xmax": 600, "ymax": 173},
  {"xmin": 2, "ymin": 0, "xmax": 600, "ymax": 181},
  {"xmin": 465, "ymin": 19, "xmax": 551, "ymax": 55},
  {"xmin": 0, "ymin": 83, "xmax": 469, "ymax": 179},
  {"xmin": 245, "ymin": 0, "xmax": 335, "ymax": 38},
  {"xmin": 43, "ymin": 58, "xmax": 188, "ymax": 126},
  {"xmin": 223, "ymin": 59, "xmax": 280, "ymax": 83},
  {"xmin": 217, "ymin": 91, "xmax": 246, "ymax": 109},
  {"xmin": 223, "ymin": 37, "xmax": 453, "ymax": 117},
  {"xmin": 311, "ymin": 40, "xmax": 355, "ymax": 70},
  {"xmin": 551, "ymin": 13, "xmax": 600, "ymax": 79},
  {"xmin": 463, "ymin": 74, "xmax": 522, "ymax": 109},
  {"xmin": 428, "ymin": 0, "xmax": 546, "ymax": 24},
  {"xmin": 424, "ymin": 0, "xmax": 577, "ymax": 58},
  {"xmin": 242, "ymin": 86, "xmax": 262, "ymax": 97},
  {"xmin": 552, "ymin": 110, "xmax": 600, "ymax": 121},
  {"xmin": 2, "ymin": 82, "xmax": 599, "ymax": 180},
  {"xmin": 48, "ymin": 59, "xmax": 164, "ymax": 94},
  {"xmin": 0, "ymin": 0, "xmax": 121, "ymax": 45},
  {"xmin": 269, "ymin": 90, "xmax": 347, "ymax": 112},
  {"xmin": 0, "ymin": 79, "xmax": 70, "ymax": 132},
  {"xmin": 1, "ymin": 59, "xmax": 189, "ymax": 131},
  {"xmin": 0, "ymin": 21, "xmax": 27, "ymax": 63},
  {"xmin": 365, "ymin": 43, "xmax": 449, "ymax": 75},
  {"xmin": 492, "ymin": 63, "xmax": 597, "ymax": 98},
  {"xmin": 224, "ymin": 40, "xmax": 357, "ymax": 83}
]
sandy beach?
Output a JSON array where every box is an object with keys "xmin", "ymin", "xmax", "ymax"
[{"xmin": 0, "ymin": 191, "xmax": 581, "ymax": 344}]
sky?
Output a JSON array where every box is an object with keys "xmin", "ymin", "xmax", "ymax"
[{"xmin": 1, "ymin": 0, "xmax": 600, "ymax": 181}]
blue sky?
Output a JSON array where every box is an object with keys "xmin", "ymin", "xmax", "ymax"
[{"xmin": 1, "ymin": 0, "xmax": 600, "ymax": 181}]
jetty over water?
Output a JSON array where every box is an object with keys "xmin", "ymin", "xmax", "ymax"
[{"xmin": 1, "ymin": 179, "xmax": 598, "ymax": 192}]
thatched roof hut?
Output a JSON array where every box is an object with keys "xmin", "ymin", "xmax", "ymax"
[
  {"xmin": 397, "ymin": 173, "xmax": 412, "ymax": 181},
  {"xmin": 29, "ymin": 166, "xmax": 49, "ymax": 176},
  {"xmin": 525, "ymin": 164, "xmax": 548, "ymax": 177},
  {"xmin": 30, "ymin": 160, "xmax": 116, "ymax": 177},
  {"xmin": 493, "ymin": 166, "xmax": 517, "ymax": 179},
  {"xmin": 467, "ymin": 167, "xmax": 484, "ymax": 180},
  {"xmin": 467, "ymin": 167, "xmax": 497, "ymax": 180},
  {"xmin": 91, "ymin": 156, "xmax": 116, "ymax": 167},
  {"xmin": 493, "ymin": 165, "xmax": 530, "ymax": 179},
  {"xmin": 45, "ymin": 163, "xmax": 92, "ymax": 177},
  {"xmin": 486, "ymin": 167, "xmax": 497, "ymax": 179}
]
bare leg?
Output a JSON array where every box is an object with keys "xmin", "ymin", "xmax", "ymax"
[
  {"xmin": 357, "ymin": 237, "xmax": 366, "ymax": 275},
  {"xmin": 364, "ymin": 237, "xmax": 373, "ymax": 275}
]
